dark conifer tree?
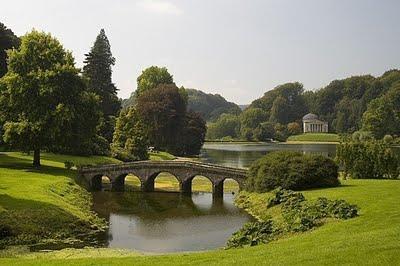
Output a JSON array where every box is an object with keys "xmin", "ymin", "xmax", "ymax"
[
  {"xmin": 83, "ymin": 29, "xmax": 121, "ymax": 142},
  {"xmin": 0, "ymin": 22, "xmax": 20, "ymax": 78}
]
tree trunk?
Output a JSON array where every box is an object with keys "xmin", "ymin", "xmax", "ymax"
[{"xmin": 33, "ymin": 148, "xmax": 41, "ymax": 168}]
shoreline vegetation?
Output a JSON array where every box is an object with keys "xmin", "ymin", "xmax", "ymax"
[{"xmin": 205, "ymin": 133, "xmax": 340, "ymax": 144}]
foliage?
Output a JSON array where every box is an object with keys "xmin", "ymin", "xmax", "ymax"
[
  {"xmin": 186, "ymin": 88, "xmax": 241, "ymax": 121},
  {"xmin": 111, "ymin": 107, "xmax": 148, "ymax": 162},
  {"xmin": 287, "ymin": 122, "xmax": 302, "ymax": 136},
  {"xmin": 136, "ymin": 84, "xmax": 186, "ymax": 153},
  {"xmin": 228, "ymin": 188, "xmax": 358, "ymax": 248},
  {"xmin": 239, "ymin": 108, "xmax": 267, "ymax": 140},
  {"xmin": 136, "ymin": 66, "xmax": 174, "ymax": 98},
  {"xmin": 0, "ymin": 22, "xmax": 20, "ymax": 78},
  {"xmin": 83, "ymin": 29, "xmax": 121, "ymax": 143},
  {"xmin": 226, "ymin": 220, "xmax": 275, "ymax": 248},
  {"xmin": 206, "ymin": 113, "xmax": 240, "ymax": 140},
  {"xmin": 246, "ymin": 151, "xmax": 339, "ymax": 192},
  {"xmin": 361, "ymin": 83, "xmax": 400, "ymax": 138},
  {"xmin": 175, "ymin": 111, "xmax": 207, "ymax": 155},
  {"xmin": 336, "ymin": 140, "xmax": 400, "ymax": 179},
  {"xmin": 0, "ymin": 30, "xmax": 101, "ymax": 166}
]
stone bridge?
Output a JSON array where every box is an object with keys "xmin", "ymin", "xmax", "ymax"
[{"xmin": 78, "ymin": 160, "xmax": 248, "ymax": 197}]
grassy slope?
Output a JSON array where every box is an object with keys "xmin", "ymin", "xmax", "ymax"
[
  {"xmin": 287, "ymin": 133, "xmax": 339, "ymax": 143},
  {"xmin": 0, "ymin": 152, "xmax": 120, "ymax": 248},
  {"xmin": 2, "ymin": 179, "xmax": 400, "ymax": 265}
]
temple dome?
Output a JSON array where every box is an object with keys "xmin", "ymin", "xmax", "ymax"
[{"xmin": 302, "ymin": 113, "xmax": 319, "ymax": 121}]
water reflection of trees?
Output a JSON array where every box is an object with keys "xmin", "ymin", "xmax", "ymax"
[{"xmin": 92, "ymin": 192, "xmax": 240, "ymax": 221}]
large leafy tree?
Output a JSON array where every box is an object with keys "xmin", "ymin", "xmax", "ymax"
[
  {"xmin": 136, "ymin": 84, "xmax": 186, "ymax": 153},
  {"xmin": 0, "ymin": 22, "xmax": 20, "ymax": 78},
  {"xmin": 83, "ymin": 29, "xmax": 121, "ymax": 142},
  {"xmin": 111, "ymin": 106, "xmax": 148, "ymax": 161},
  {"xmin": 136, "ymin": 66, "xmax": 174, "ymax": 97},
  {"xmin": 176, "ymin": 111, "xmax": 206, "ymax": 155},
  {"xmin": 0, "ymin": 30, "xmax": 100, "ymax": 167},
  {"xmin": 362, "ymin": 83, "xmax": 400, "ymax": 138}
]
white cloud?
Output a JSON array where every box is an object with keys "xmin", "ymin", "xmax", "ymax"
[{"xmin": 136, "ymin": 0, "xmax": 183, "ymax": 15}]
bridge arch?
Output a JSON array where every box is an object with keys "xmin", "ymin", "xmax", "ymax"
[
  {"xmin": 150, "ymin": 171, "xmax": 181, "ymax": 192},
  {"xmin": 91, "ymin": 174, "xmax": 112, "ymax": 191},
  {"xmin": 79, "ymin": 161, "xmax": 247, "ymax": 196}
]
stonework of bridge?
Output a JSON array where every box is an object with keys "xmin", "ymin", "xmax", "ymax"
[{"xmin": 78, "ymin": 160, "xmax": 248, "ymax": 197}]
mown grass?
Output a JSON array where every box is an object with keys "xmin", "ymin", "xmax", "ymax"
[
  {"xmin": 2, "ymin": 177, "xmax": 399, "ymax": 265},
  {"xmin": 287, "ymin": 133, "xmax": 340, "ymax": 143},
  {"xmin": 0, "ymin": 152, "xmax": 118, "ymax": 248},
  {"xmin": 149, "ymin": 151, "xmax": 176, "ymax": 161}
]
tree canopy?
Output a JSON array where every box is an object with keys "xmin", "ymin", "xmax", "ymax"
[
  {"xmin": 136, "ymin": 66, "xmax": 174, "ymax": 97},
  {"xmin": 0, "ymin": 30, "xmax": 100, "ymax": 166},
  {"xmin": 111, "ymin": 106, "xmax": 148, "ymax": 161}
]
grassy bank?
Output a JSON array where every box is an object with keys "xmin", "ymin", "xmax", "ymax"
[
  {"xmin": 1, "ymin": 178, "xmax": 399, "ymax": 265},
  {"xmin": 0, "ymin": 152, "xmax": 119, "ymax": 249},
  {"xmin": 0, "ymin": 151, "xmax": 237, "ymax": 250},
  {"xmin": 286, "ymin": 133, "xmax": 340, "ymax": 143}
]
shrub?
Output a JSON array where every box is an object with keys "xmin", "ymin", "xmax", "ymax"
[
  {"xmin": 227, "ymin": 188, "xmax": 358, "ymax": 249},
  {"xmin": 246, "ymin": 151, "xmax": 339, "ymax": 192},
  {"xmin": 226, "ymin": 220, "xmax": 276, "ymax": 248},
  {"xmin": 336, "ymin": 140, "xmax": 400, "ymax": 179}
]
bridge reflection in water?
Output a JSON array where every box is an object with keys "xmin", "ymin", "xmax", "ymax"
[
  {"xmin": 93, "ymin": 191, "xmax": 252, "ymax": 252},
  {"xmin": 78, "ymin": 161, "xmax": 247, "ymax": 197}
]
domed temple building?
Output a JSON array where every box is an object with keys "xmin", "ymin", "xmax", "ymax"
[{"xmin": 302, "ymin": 113, "xmax": 328, "ymax": 133}]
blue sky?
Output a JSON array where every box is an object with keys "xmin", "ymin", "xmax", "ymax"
[{"xmin": 1, "ymin": 0, "xmax": 400, "ymax": 104}]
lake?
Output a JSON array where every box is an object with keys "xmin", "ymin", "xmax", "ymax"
[
  {"xmin": 199, "ymin": 142, "xmax": 337, "ymax": 168},
  {"xmin": 92, "ymin": 142, "xmax": 337, "ymax": 253},
  {"xmin": 93, "ymin": 192, "xmax": 252, "ymax": 253}
]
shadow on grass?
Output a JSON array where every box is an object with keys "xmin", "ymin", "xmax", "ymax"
[
  {"xmin": 0, "ymin": 194, "xmax": 105, "ymax": 249},
  {"xmin": 0, "ymin": 153, "xmax": 74, "ymax": 178}
]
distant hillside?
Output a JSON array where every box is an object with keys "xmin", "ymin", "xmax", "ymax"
[
  {"xmin": 122, "ymin": 88, "xmax": 241, "ymax": 122},
  {"xmin": 186, "ymin": 89, "xmax": 241, "ymax": 121}
]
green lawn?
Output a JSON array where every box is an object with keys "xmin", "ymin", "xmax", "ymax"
[
  {"xmin": 0, "ymin": 152, "xmax": 118, "ymax": 249},
  {"xmin": 2, "ymin": 176, "xmax": 399, "ymax": 265},
  {"xmin": 287, "ymin": 133, "xmax": 340, "ymax": 143},
  {"xmin": 1, "ymin": 152, "xmax": 399, "ymax": 265}
]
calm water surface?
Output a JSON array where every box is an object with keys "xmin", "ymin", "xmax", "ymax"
[
  {"xmin": 93, "ymin": 192, "xmax": 251, "ymax": 253},
  {"xmin": 199, "ymin": 142, "xmax": 337, "ymax": 168}
]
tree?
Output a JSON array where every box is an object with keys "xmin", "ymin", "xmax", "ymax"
[
  {"xmin": 0, "ymin": 30, "xmax": 100, "ymax": 167},
  {"xmin": 362, "ymin": 84, "xmax": 400, "ymax": 138},
  {"xmin": 111, "ymin": 107, "xmax": 148, "ymax": 161},
  {"xmin": 287, "ymin": 122, "xmax": 301, "ymax": 136},
  {"xmin": 177, "ymin": 111, "xmax": 207, "ymax": 155},
  {"xmin": 136, "ymin": 66, "xmax": 174, "ymax": 97},
  {"xmin": 136, "ymin": 84, "xmax": 186, "ymax": 153},
  {"xmin": 253, "ymin": 122, "xmax": 275, "ymax": 141},
  {"xmin": 83, "ymin": 29, "xmax": 121, "ymax": 142},
  {"xmin": 269, "ymin": 96, "xmax": 288, "ymax": 123},
  {"xmin": 206, "ymin": 113, "xmax": 240, "ymax": 140},
  {"xmin": 0, "ymin": 22, "xmax": 20, "ymax": 78},
  {"xmin": 240, "ymin": 108, "xmax": 266, "ymax": 140}
]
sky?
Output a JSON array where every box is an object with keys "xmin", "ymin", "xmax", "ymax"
[{"xmin": 1, "ymin": 0, "xmax": 400, "ymax": 104}]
